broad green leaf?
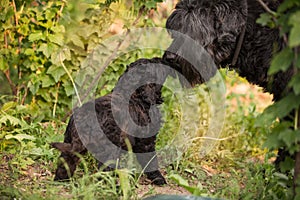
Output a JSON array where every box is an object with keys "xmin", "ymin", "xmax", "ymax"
[
  {"xmin": 278, "ymin": 0, "xmax": 300, "ymax": 13},
  {"xmin": 289, "ymin": 11, "xmax": 300, "ymax": 47},
  {"xmin": 47, "ymin": 65, "xmax": 66, "ymax": 82},
  {"xmin": 269, "ymin": 47, "xmax": 294, "ymax": 75},
  {"xmin": 29, "ymin": 32, "xmax": 45, "ymax": 41},
  {"xmin": 5, "ymin": 134, "xmax": 36, "ymax": 142},
  {"xmin": 48, "ymin": 33, "xmax": 64, "ymax": 46},
  {"xmin": 289, "ymin": 73, "xmax": 300, "ymax": 95},
  {"xmin": 38, "ymin": 43, "xmax": 57, "ymax": 58},
  {"xmin": 0, "ymin": 55, "xmax": 8, "ymax": 71},
  {"xmin": 75, "ymin": 70, "xmax": 88, "ymax": 86},
  {"xmin": 257, "ymin": 13, "xmax": 272, "ymax": 26},
  {"xmin": 69, "ymin": 34, "xmax": 85, "ymax": 49},
  {"xmin": 24, "ymin": 48, "xmax": 35, "ymax": 55},
  {"xmin": 263, "ymin": 126, "xmax": 283, "ymax": 150},
  {"xmin": 51, "ymin": 25, "xmax": 65, "ymax": 33},
  {"xmin": 63, "ymin": 81, "xmax": 75, "ymax": 96},
  {"xmin": 279, "ymin": 129, "xmax": 300, "ymax": 148},
  {"xmin": 261, "ymin": 93, "xmax": 300, "ymax": 121},
  {"xmin": 45, "ymin": 9, "xmax": 56, "ymax": 20},
  {"xmin": 38, "ymin": 88, "xmax": 52, "ymax": 101},
  {"xmin": 168, "ymin": 174, "xmax": 189, "ymax": 187},
  {"xmin": 28, "ymin": 80, "xmax": 41, "ymax": 95},
  {"xmin": 279, "ymin": 158, "xmax": 295, "ymax": 172},
  {"xmin": 41, "ymin": 75, "xmax": 55, "ymax": 88},
  {"xmin": 51, "ymin": 47, "xmax": 71, "ymax": 65},
  {"xmin": 289, "ymin": 25, "xmax": 300, "ymax": 47},
  {"xmin": 145, "ymin": 1, "xmax": 157, "ymax": 9}
]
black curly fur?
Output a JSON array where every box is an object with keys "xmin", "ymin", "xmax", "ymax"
[
  {"xmin": 163, "ymin": 0, "xmax": 292, "ymax": 101},
  {"xmin": 163, "ymin": 0, "xmax": 293, "ymax": 165},
  {"xmin": 51, "ymin": 58, "xmax": 176, "ymax": 185}
]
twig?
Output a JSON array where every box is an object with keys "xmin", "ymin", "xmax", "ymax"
[
  {"xmin": 3, "ymin": 30, "xmax": 18, "ymax": 98},
  {"xmin": 191, "ymin": 133, "xmax": 241, "ymax": 142},
  {"xmin": 4, "ymin": 31, "xmax": 8, "ymax": 49},
  {"xmin": 56, "ymin": 1, "xmax": 65, "ymax": 23},
  {"xmin": 4, "ymin": 70, "xmax": 17, "ymax": 97},
  {"xmin": 256, "ymin": 0, "xmax": 276, "ymax": 16},
  {"xmin": 18, "ymin": 84, "xmax": 28, "ymax": 105},
  {"xmin": 53, "ymin": 82, "xmax": 61, "ymax": 117},
  {"xmin": 12, "ymin": 0, "xmax": 19, "ymax": 26},
  {"xmin": 60, "ymin": 52, "xmax": 82, "ymax": 106}
]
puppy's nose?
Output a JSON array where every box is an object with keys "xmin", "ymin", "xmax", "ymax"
[{"xmin": 163, "ymin": 51, "xmax": 177, "ymax": 62}]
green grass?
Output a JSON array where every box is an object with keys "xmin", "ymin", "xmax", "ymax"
[{"xmin": 0, "ymin": 70, "xmax": 292, "ymax": 199}]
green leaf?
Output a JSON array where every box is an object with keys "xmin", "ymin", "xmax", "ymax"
[
  {"xmin": 279, "ymin": 129, "xmax": 300, "ymax": 148},
  {"xmin": 45, "ymin": 9, "xmax": 56, "ymax": 20},
  {"xmin": 0, "ymin": 115, "xmax": 25, "ymax": 127},
  {"xmin": 0, "ymin": 55, "xmax": 8, "ymax": 71},
  {"xmin": 145, "ymin": 1, "xmax": 157, "ymax": 9},
  {"xmin": 269, "ymin": 47, "xmax": 294, "ymax": 75},
  {"xmin": 28, "ymin": 80, "xmax": 41, "ymax": 95},
  {"xmin": 168, "ymin": 174, "xmax": 189, "ymax": 187},
  {"xmin": 47, "ymin": 65, "xmax": 66, "ymax": 82},
  {"xmin": 289, "ymin": 73, "xmax": 300, "ymax": 95},
  {"xmin": 279, "ymin": 157, "xmax": 295, "ymax": 172},
  {"xmin": 63, "ymin": 81, "xmax": 75, "ymax": 96},
  {"xmin": 38, "ymin": 43, "xmax": 57, "ymax": 58},
  {"xmin": 5, "ymin": 134, "xmax": 36, "ymax": 142},
  {"xmin": 29, "ymin": 32, "xmax": 45, "ymax": 41},
  {"xmin": 263, "ymin": 127, "xmax": 282, "ymax": 150},
  {"xmin": 75, "ymin": 70, "xmax": 88, "ymax": 86},
  {"xmin": 278, "ymin": 0, "xmax": 300, "ymax": 13},
  {"xmin": 289, "ymin": 11, "xmax": 300, "ymax": 47},
  {"xmin": 257, "ymin": 13, "xmax": 272, "ymax": 26},
  {"xmin": 48, "ymin": 33, "xmax": 65, "ymax": 46},
  {"xmin": 116, "ymin": 169, "xmax": 131, "ymax": 200},
  {"xmin": 0, "ymin": 101, "xmax": 18, "ymax": 112},
  {"xmin": 289, "ymin": 25, "xmax": 300, "ymax": 47},
  {"xmin": 51, "ymin": 47, "xmax": 71, "ymax": 65},
  {"xmin": 51, "ymin": 25, "xmax": 65, "ymax": 33},
  {"xmin": 260, "ymin": 93, "xmax": 300, "ymax": 122},
  {"xmin": 41, "ymin": 75, "xmax": 55, "ymax": 88},
  {"xmin": 69, "ymin": 34, "xmax": 85, "ymax": 49},
  {"xmin": 38, "ymin": 89, "xmax": 52, "ymax": 102},
  {"xmin": 24, "ymin": 48, "xmax": 35, "ymax": 55}
]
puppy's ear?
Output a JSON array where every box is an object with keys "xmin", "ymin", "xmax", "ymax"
[{"xmin": 51, "ymin": 142, "xmax": 72, "ymax": 153}]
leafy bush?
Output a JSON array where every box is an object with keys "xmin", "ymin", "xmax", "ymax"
[{"xmin": 255, "ymin": 0, "xmax": 300, "ymax": 197}]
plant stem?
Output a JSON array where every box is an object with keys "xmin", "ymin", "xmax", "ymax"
[
  {"xmin": 294, "ymin": 108, "xmax": 300, "ymax": 197},
  {"xmin": 256, "ymin": 0, "xmax": 277, "ymax": 16},
  {"xmin": 60, "ymin": 53, "xmax": 82, "ymax": 106}
]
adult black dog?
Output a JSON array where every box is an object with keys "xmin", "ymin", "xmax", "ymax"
[
  {"xmin": 163, "ymin": 0, "xmax": 292, "ymax": 165},
  {"xmin": 51, "ymin": 58, "xmax": 179, "ymax": 185}
]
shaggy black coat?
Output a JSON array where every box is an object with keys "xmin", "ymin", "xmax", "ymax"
[
  {"xmin": 51, "ymin": 58, "xmax": 176, "ymax": 185},
  {"xmin": 164, "ymin": 0, "xmax": 291, "ymax": 101},
  {"xmin": 163, "ymin": 0, "xmax": 292, "ymax": 165}
]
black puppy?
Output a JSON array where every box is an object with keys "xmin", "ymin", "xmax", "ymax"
[{"xmin": 51, "ymin": 58, "xmax": 177, "ymax": 185}]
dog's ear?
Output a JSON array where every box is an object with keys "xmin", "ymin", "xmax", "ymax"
[{"xmin": 51, "ymin": 142, "xmax": 72, "ymax": 153}]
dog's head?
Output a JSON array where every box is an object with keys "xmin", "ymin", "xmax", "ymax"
[{"xmin": 163, "ymin": 0, "xmax": 247, "ymax": 84}]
